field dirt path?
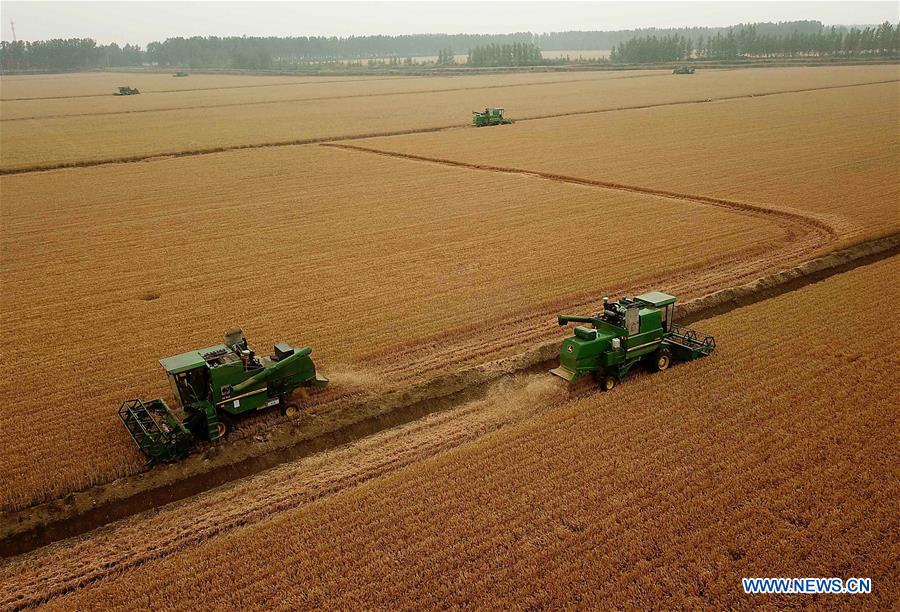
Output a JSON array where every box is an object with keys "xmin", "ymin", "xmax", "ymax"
[{"xmin": 1, "ymin": 79, "xmax": 893, "ymax": 174}]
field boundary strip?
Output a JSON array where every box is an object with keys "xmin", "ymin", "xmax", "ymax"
[
  {"xmin": 1, "ymin": 79, "xmax": 895, "ymax": 175},
  {"xmin": 2, "ymin": 233, "xmax": 898, "ymax": 562}
]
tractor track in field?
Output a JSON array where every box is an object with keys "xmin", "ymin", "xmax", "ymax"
[
  {"xmin": 3, "ymin": 236, "xmax": 900, "ymax": 610},
  {"xmin": 2, "ymin": 230, "xmax": 898, "ymax": 567},
  {"xmin": 1, "ymin": 79, "xmax": 895, "ymax": 175}
]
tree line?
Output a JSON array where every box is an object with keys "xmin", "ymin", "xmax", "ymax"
[
  {"xmin": 467, "ymin": 43, "xmax": 543, "ymax": 67},
  {"xmin": 611, "ymin": 22, "xmax": 900, "ymax": 62},
  {"xmin": 0, "ymin": 38, "xmax": 143, "ymax": 71},
  {"xmin": 2, "ymin": 21, "xmax": 898, "ymax": 71}
]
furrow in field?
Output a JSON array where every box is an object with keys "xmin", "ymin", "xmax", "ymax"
[{"xmin": 1, "ymin": 78, "xmax": 893, "ymax": 175}]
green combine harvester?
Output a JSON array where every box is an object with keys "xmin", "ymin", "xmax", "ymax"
[
  {"xmin": 173, "ymin": 71, "xmax": 189, "ymax": 77},
  {"xmin": 551, "ymin": 292, "xmax": 715, "ymax": 390},
  {"xmin": 472, "ymin": 107, "xmax": 512, "ymax": 127},
  {"xmin": 119, "ymin": 329, "xmax": 328, "ymax": 462},
  {"xmin": 673, "ymin": 66, "xmax": 696, "ymax": 74},
  {"xmin": 114, "ymin": 86, "xmax": 140, "ymax": 95}
]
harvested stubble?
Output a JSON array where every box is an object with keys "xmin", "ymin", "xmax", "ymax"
[
  {"xmin": 1, "ymin": 65, "xmax": 896, "ymax": 170},
  {"xmin": 0, "ymin": 145, "xmax": 782, "ymax": 511},
  {"xmin": 361, "ymin": 80, "xmax": 900, "ymax": 243},
  {"xmin": 9, "ymin": 255, "xmax": 897, "ymax": 610}
]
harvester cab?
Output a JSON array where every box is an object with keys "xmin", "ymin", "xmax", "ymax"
[
  {"xmin": 120, "ymin": 329, "xmax": 328, "ymax": 462},
  {"xmin": 472, "ymin": 107, "xmax": 512, "ymax": 127},
  {"xmin": 551, "ymin": 292, "xmax": 714, "ymax": 390}
]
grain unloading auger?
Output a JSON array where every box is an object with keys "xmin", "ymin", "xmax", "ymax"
[
  {"xmin": 551, "ymin": 292, "xmax": 715, "ymax": 390},
  {"xmin": 119, "ymin": 329, "xmax": 328, "ymax": 462}
]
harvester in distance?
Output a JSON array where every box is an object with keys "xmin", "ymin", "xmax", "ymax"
[
  {"xmin": 673, "ymin": 66, "xmax": 696, "ymax": 74},
  {"xmin": 119, "ymin": 329, "xmax": 328, "ymax": 462},
  {"xmin": 472, "ymin": 107, "xmax": 512, "ymax": 127},
  {"xmin": 551, "ymin": 292, "xmax": 715, "ymax": 390},
  {"xmin": 173, "ymin": 71, "xmax": 189, "ymax": 77},
  {"xmin": 114, "ymin": 86, "xmax": 140, "ymax": 95}
]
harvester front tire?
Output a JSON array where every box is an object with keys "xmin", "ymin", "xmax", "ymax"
[
  {"xmin": 284, "ymin": 403, "xmax": 301, "ymax": 418},
  {"xmin": 214, "ymin": 414, "xmax": 233, "ymax": 440},
  {"xmin": 601, "ymin": 376, "xmax": 617, "ymax": 392},
  {"xmin": 651, "ymin": 348, "xmax": 671, "ymax": 372}
]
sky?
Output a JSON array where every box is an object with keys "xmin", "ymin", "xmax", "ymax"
[{"xmin": 1, "ymin": 1, "xmax": 898, "ymax": 45}]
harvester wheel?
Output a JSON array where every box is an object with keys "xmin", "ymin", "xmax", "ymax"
[
  {"xmin": 284, "ymin": 403, "xmax": 301, "ymax": 418},
  {"xmin": 214, "ymin": 414, "xmax": 233, "ymax": 440},
  {"xmin": 651, "ymin": 348, "xmax": 671, "ymax": 372},
  {"xmin": 601, "ymin": 376, "xmax": 617, "ymax": 391}
]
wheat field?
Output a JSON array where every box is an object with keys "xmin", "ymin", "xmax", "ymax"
[
  {"xmin": 360, "ymin": 80, "xmax": 900, "ymax": 243},
  {"xmin": 5, "ymin": 254, "xmax": 895, "ymax": 610},
  {"xmin": 2, "ymin": 64, "xmax": 896, "ymax": 513},
  {"xmin": 0, "ymin": 142, "xmax": 787, "ymax": 511},
  {"xmin": 1, "ymin": 65, "xmax": 895, "ymax": 170}
]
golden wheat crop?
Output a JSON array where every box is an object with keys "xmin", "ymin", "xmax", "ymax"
[
  {"xmin": 5, "ymin": 255, "xmax": 895, "ymax": 610},
  {"xmin": 1, "ymin": 65, "xmax": 895, "ymax": 170},
  {"xmin": 0, "ymin": 143, "xmax": 783, "ymax": 511},
  {"xmin": 361, "ymin": 80, "xmax": 900, "ymax": 243}
]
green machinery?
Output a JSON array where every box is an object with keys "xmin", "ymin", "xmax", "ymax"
[
  {"xmin": 472, "ymin": 107, "xmax": 512, "ymax": 127},
  {"xmin": 119, "ymin": 329, "xmax": 328, "ymax": 462},
  {"xmin": 114, "ymin": 86, "xmax": 140, "ymax": 95},
  {"xmin": 173, "ymin": 71, "xmax": 189, "ymax": 77},
  {"xmin": 673, "ymin": 66, "xmax": 696, "ymax": 74},
  {"xmin": 551, "ymin": 292, "xmax": 715, "ymax": 390}
]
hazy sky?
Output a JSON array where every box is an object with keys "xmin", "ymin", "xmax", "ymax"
[{"xmin": 2, "ymin": 1, "xmax": 898, "ymax": 45}]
